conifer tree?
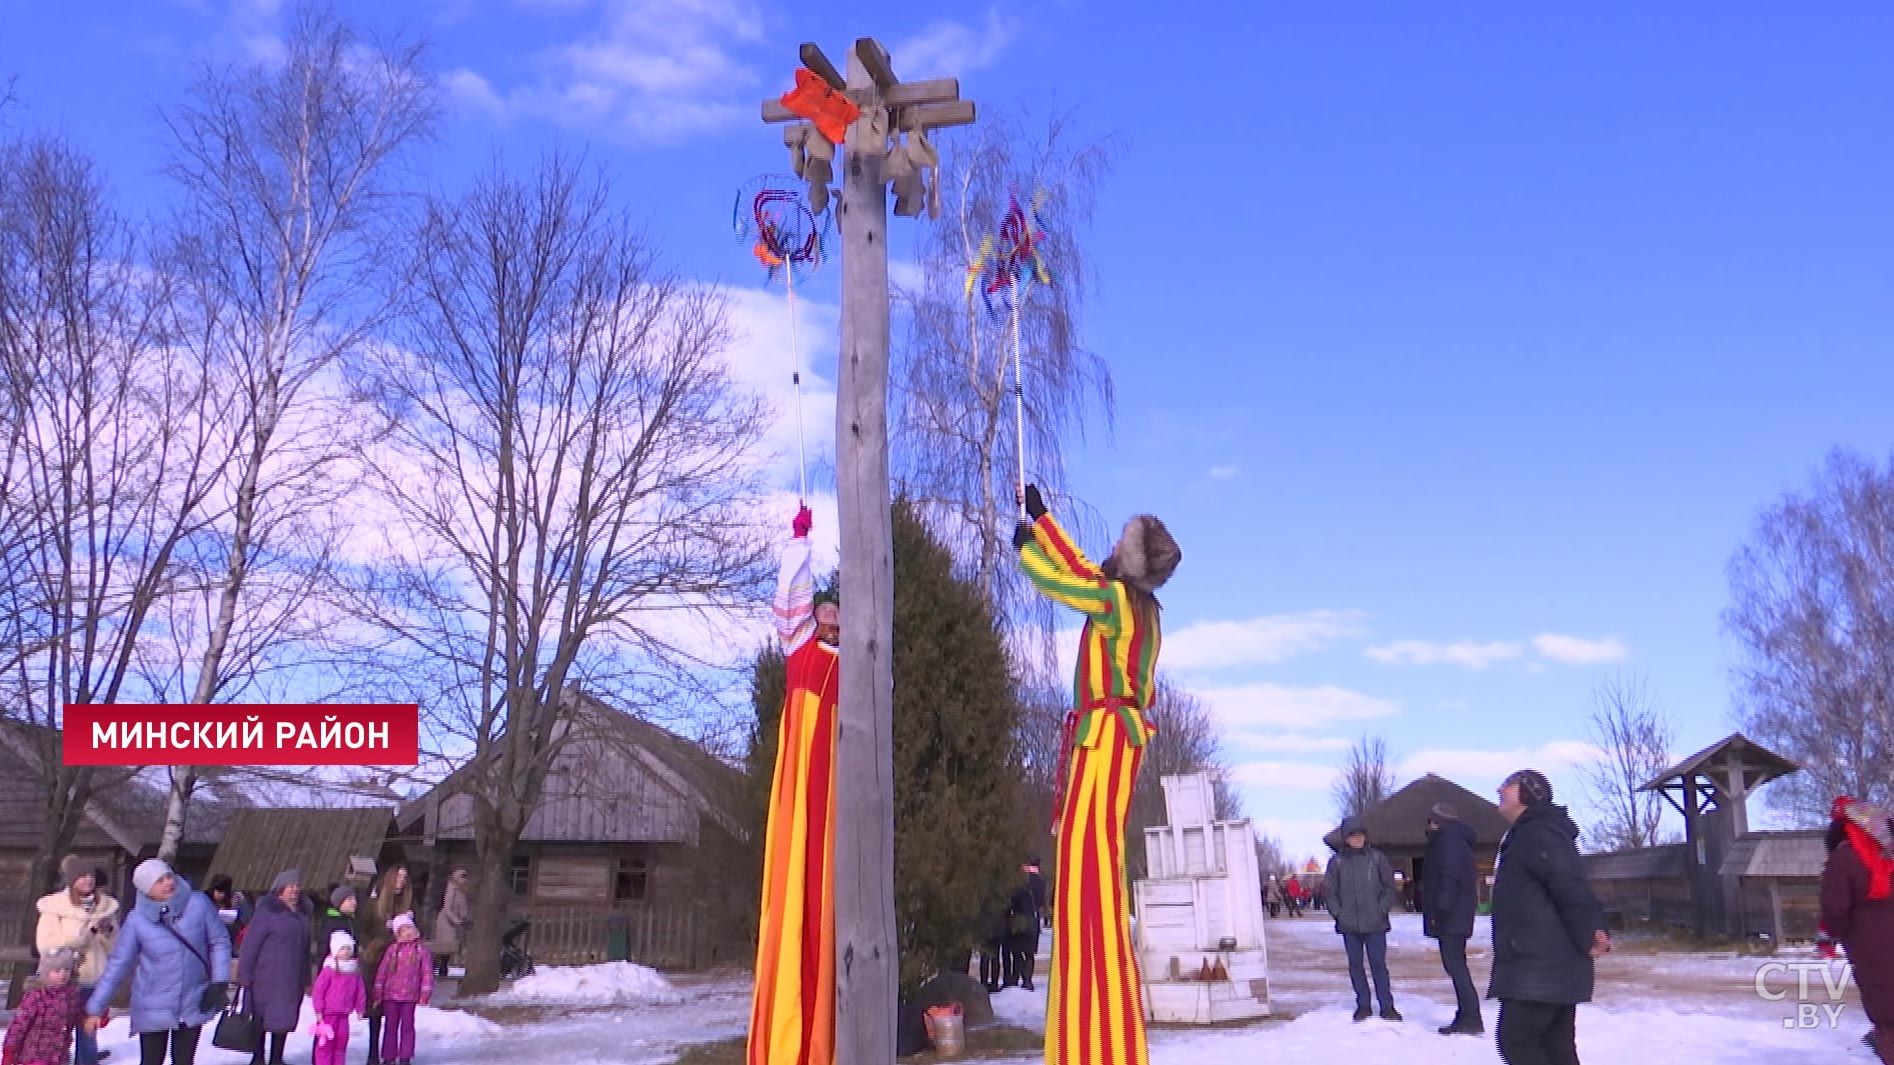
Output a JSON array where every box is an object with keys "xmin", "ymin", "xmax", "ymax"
[{"xmin": 890, "ymin": 500, "xmax": 1023, "ymax": 993}]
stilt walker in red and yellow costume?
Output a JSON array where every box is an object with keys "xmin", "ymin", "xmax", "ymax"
[
  {"xmin": 748, "ymin": 504, "xmax": 839, "ymax": 1065},
  {"xmin": 1014, "ymin": 484, "xmax": 1181, "ymax": 1065}
]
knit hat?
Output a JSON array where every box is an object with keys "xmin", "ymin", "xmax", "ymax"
[
  {"xmin": 1503, "ymin": 769, "xmax": 1554, "ymax": 805},
  {"xmin": 1430, "ymin": 802, "xmax": 1460, "ymax": 822},
  {"xmin": 1833, "ymin": 797, "xmax": 1894, "ymax": 901},
  {"xmin": 331, "ymin": 885, "xmax": 357, "ymax": 908},
  {"xmin": 37, "ymin": 947, "xmax": 79, "ymax": 979},
  {"xmin": 329, "ymin": 929, "xmax": 357, "ymax": 956},
  {"xmin": 1340, "ymin": 816, "xmax": 1367, "ymax": 839},
  {"xmin": 270, "ymin": 869, "xmax": 302, "ymax": 895},
  {"xmin": 132, "ymin": 859, "xmax": 173, "ymax": 896},
  {"xmin": 60, "ymin": 854, "xmax": 95, "ymax": 890},
  {"xmin": 388, "ymin": 912, "xmax": 417, "ymax": 936}
]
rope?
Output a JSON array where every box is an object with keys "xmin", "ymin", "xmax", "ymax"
[{"xmin": 786, "ymin": 267, "xmax": 808, "ymax": 502}]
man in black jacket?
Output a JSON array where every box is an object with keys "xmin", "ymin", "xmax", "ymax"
[
  {"xmin": 1326, "ymin": 816, "xmax": 1402, "ymax": 1022},
  {"xmin": 1421, "ymin": 802, "xmax": 1482, "ymax": 1036},
  {"xmin": 1489, "ymin": 769, "xmax": 1611, "ymax": 1064}
]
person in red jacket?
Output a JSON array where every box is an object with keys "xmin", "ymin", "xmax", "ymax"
[
  {"xmin": 5, "ymin": 949, "xmax": 89, "ymax": 1065},
  {"xmin": 1284, "ymin": 874, "xmax": 1308, "ymax": 917},
  {"xmin": 1823, "ymin": 796, "xmax": 1894, "ymax": 1063}
]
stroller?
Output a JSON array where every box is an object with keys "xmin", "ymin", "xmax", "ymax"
[{"xmin": 500, "ymin": 918, "xmax": 535, "ymax": 980}]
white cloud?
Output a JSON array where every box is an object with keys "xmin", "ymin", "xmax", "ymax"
[
  {"xmin": 1532, "ymin": 633, "xmax": 1628, "ymax": 665},
  {"xmin": 1365, "ymin": 639, "xmax": 1523, "ymax": 670},
  {"xmin": 1198, "ymin": 682, "xmax": 1400, "ymax": 732},
  {"xmin": 1231, "ymin": 760, "xmax": 1337, "ymax": 792},
  {"xmin": 1397, "ymin": 740, "xmax": 1601, "ymax": 791},
  {"xmin": 890, "ymin": 9, "xmax": 1019, "ymax": 79},
  {"xmin": 1207, "ymin": 464, "xmax": 1240, "ymax": 481},
  {"xmin": 449, "ymin": 0, "xmax": 766, "ymax": 141},
  {"xmin": 1230, "ymin": 734, "xmax": 1352, "ymax": 754},
  {"xmin": 718, "ymin": 284, "xmax": 841, "ymax": 492},
  {"xmin": 1163, "ymin": 609, "xmax": 1366, "ymax": 671},
  {"xmin": 889, "ymin": 259, "xmax": 925, "ymax": 298}
]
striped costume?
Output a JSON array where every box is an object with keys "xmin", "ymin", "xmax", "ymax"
[
  {"xmin": 748, "ymin": 538, "xmax": 839, "ymax": 1065},
  {"xmin": 1019, "ymin": 512, "xmax": 1160, "ymax": 1065}
]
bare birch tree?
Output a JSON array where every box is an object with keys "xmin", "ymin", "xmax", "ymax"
[
  {"xmin": 0, "ymin": 135, "xmax": 225, "ymax": 984},
  {"xmin": 892, "ymin": 106, "xmax": 1119, "ymax": 645},
  {"xmin": 1331, "ymin": 734, "xmax": 1396, "ymax": 821},
  {"xmin": 148, "ymin": 8, "xmax": 437, "ymax": 861},
  {"xmin": 1726, "ymin": 448, "xmax": 1894, "ymax": 816},
  {"xmin": 353, "ymin": 156, "xmax": 770, "ymax": 993},
  {"xmin": 1580, "ymin": 672, "xmax": 1674, "ymax": 851}
]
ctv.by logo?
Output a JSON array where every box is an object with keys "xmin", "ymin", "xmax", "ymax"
[{"xmin": 1753, "ymin": 960, "xmax": 1853, "ymax": 1030}]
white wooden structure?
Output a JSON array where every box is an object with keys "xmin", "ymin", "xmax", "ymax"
[{"xmin": 1132, "ymin": 773, "xmax": 1271, "ymax": 1023}]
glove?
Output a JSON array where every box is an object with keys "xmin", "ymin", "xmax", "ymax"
[
  {"xmin": 792, "ymin": 505, "xmax": 813, "ymax": 539},
  {"xmin": 200, "ymin": 981, "xmax": 229, "ymax": 1013},
  {"xmin": 1816, "ymin": 925, "xmax": 1838, "ymax": 959},
  {"xmin": 1022, "ymin": 483, "xmax": 1047, "ymax": 520},
  {"xmin": 1012, "ymin": 521, "xmax": 1035, "ymax": 551},
  {"xmin": 420, "ymin": 995, "xmax": 431, "ymax": 1007}
]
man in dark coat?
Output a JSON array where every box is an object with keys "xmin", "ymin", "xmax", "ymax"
[
  {"xmin": 1004, "ymin": 859, "xmax": 1046, "ymax": 991},
  {"xmin": 1488, "ymin": 770, "xmax": 1610, "ymax": 1065},
  {"xmin": 237, "ymin": 870, "xmax": 312, "ymax": 1065},
  {"xmin": 1325, "ymin": 816, "xmax": 1402, "ymax": 1022},
  {"xmin": 1822, "ymin": 796, "xmax": 1894, "ymax": 1063},
  {"xmin": 1422, "ymin": 801, "xmax": 1482, "ymax": 1036}
]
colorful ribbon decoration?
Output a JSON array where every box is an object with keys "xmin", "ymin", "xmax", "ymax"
[{"xmin": 964, "ymin": 191, "xmax": 1053, "ymax": 318}]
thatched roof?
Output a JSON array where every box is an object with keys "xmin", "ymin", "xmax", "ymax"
[
  {"xmin": 1721, "ymin": 830, "xmax": 1827, "ymax": 879},
  {"xmin": 205, "ymin": 807, "xmax": 398, "ymax": 895},
  {"xmin": 1584, "ymin": 843, "xmax": 1689, "ymax": 880},
  {"xmin": 1322, "ymin": 774, "xmax": 1509, "ymax": 851},
  {"xmin": 1639, "ymin": 733, "xmax": 1799, "ymax": 793}
]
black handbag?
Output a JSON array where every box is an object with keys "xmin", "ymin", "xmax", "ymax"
[{"xmin": 211, "ymin": 987, "xmax": 261, "ymax": 1052}]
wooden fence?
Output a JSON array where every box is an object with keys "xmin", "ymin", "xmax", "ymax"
[{"xmin": 424, "ymin": 901, "xmax": 716, "ymax": 971}]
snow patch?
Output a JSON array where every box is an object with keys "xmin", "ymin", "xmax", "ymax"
[{"xmin": 475, "ymin": 961, "xmax": 683, "ymax": 1006}]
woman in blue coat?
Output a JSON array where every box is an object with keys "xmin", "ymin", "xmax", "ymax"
[
  {"xmin": 84, "ymin": 859, "xmax": 232, "ymax": 1065},
  {"xmin": 237, "ymin": 870, "xmax": 312, "ymax": 1065}
]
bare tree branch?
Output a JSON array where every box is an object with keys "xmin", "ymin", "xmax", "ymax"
[
  {"xmin": 1580, "ymin": 672, "xmax": 1674, "ymax": 851},
  {"xmin": 1331, "ymin": 734, "xmax": 1396, "ymax": 821},
  {"xmin": 350, "ymin": 153, "xmax": 770, "ymax": 994},
  {"xmin": 1726, "ymin": 447, "xmax": 1894, "ymax": 816}
]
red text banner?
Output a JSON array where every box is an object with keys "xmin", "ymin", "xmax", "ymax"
[{"xmin": 63, "ymin": 704, "xmax": 420, "ymax": 766}]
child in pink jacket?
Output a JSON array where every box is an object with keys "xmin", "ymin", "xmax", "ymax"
[
  {"xmin": 3, "ymin": 950, "xmax": 86, "ymax": 1065},
  {"xmin": 311, "ymin": 931, "xmax": 367, "ymax": 1065},
  {"xmin": 371, "ymin": 914, "xmax": 433, "ymax": 1065}
]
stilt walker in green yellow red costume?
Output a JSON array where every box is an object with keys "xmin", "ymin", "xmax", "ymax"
[{"xmin": 1014, "ymin": 483, "xmax": 1181, "ymax": 1065}]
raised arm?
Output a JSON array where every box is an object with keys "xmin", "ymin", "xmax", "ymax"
[
  {"xmin": 774, "ymin": 506, "xmax": 816, "ymax": 652},
  {"xmin": 1014, "ymin": 486, "xmax": 1122, "ymax": 625}
]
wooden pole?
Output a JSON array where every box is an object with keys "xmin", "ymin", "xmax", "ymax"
[{"xmin": 832, "ymin": 42, "xmax": 899, "ymax": 1065}]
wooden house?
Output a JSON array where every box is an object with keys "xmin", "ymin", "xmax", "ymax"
[
  {"xmin": 204, "ymin": 807, "xmax": 407, "ymax": 900},
  {"xmin": 402, "ymin": 691, "xmax": 748, "ymax": 969},
  {"xmin": 1321, "ymin": 774, "xmax": 1510, "ymax": 909}
]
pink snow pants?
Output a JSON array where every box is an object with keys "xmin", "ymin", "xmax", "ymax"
[
  {"xmin": 380, "ymin": 1001, "xmax": 418, "ymax": 1062},
  {"xmin": 313, "ymin": 1014, "xmax": 351, "ymax": 1065}
]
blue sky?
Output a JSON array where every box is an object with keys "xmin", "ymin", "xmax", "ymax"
[{"xmin": 7, "ymin": 1, "xmax": 1893, "ymax": 862}]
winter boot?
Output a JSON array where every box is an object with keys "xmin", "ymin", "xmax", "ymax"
[
  {"xmin": 1352, "ymin": 1005, "xmax": 1372, "ymax": 1022},
  {"xmin": 1379, "ymin": 1005, "xmax": 1403, "ymax": 1022}
]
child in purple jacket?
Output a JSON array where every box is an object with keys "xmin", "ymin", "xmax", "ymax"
[
  {"xmin": 3, "ymin": 950, "xmax": 87, "ymax": 1065},
  {"xmin": 370, "ymin": 914, "xmax": 433, "ymax": 1065},
  {"xmin": 311, "ymin": 931, "xmax": 367, "ymax": 1065}
]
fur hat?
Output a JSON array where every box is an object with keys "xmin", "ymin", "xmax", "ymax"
[
  {"xmin": 270, "ymin": 869, "xmax": 302, "ymax": 895},
  {"xmin": 388, "ymin": 912, "xmax": 417, "ymax": 937},
  {"xmin": 37, "ymin": 947, "xmax": 79, "ymax": 979},
  {"xmin": 1111, "ymin": 514, "xmax": 1181, "ymax": 592},
  {"xmin": 1503, "ymin": 769, "xmax": 1554, "ymax": 805},
  {"xmin": 60, "ymin": 854, "xmax": 95, "ymax": 891},
  {"xmin": 133, "ymin": 859, "xmax": 173, "ymax": 897},
  {"xmin": 329, "ymin": 929, "xmax": 356, "ymax": 956}
]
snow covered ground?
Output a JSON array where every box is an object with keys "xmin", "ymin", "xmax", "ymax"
[
  {"xmin": 44, "ymin": 914, "xmax": 1878, "ymax": 1063},
  {"xmin": 982, "ymin": 913, "xmax": 1875, "ymax": 1062}
]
